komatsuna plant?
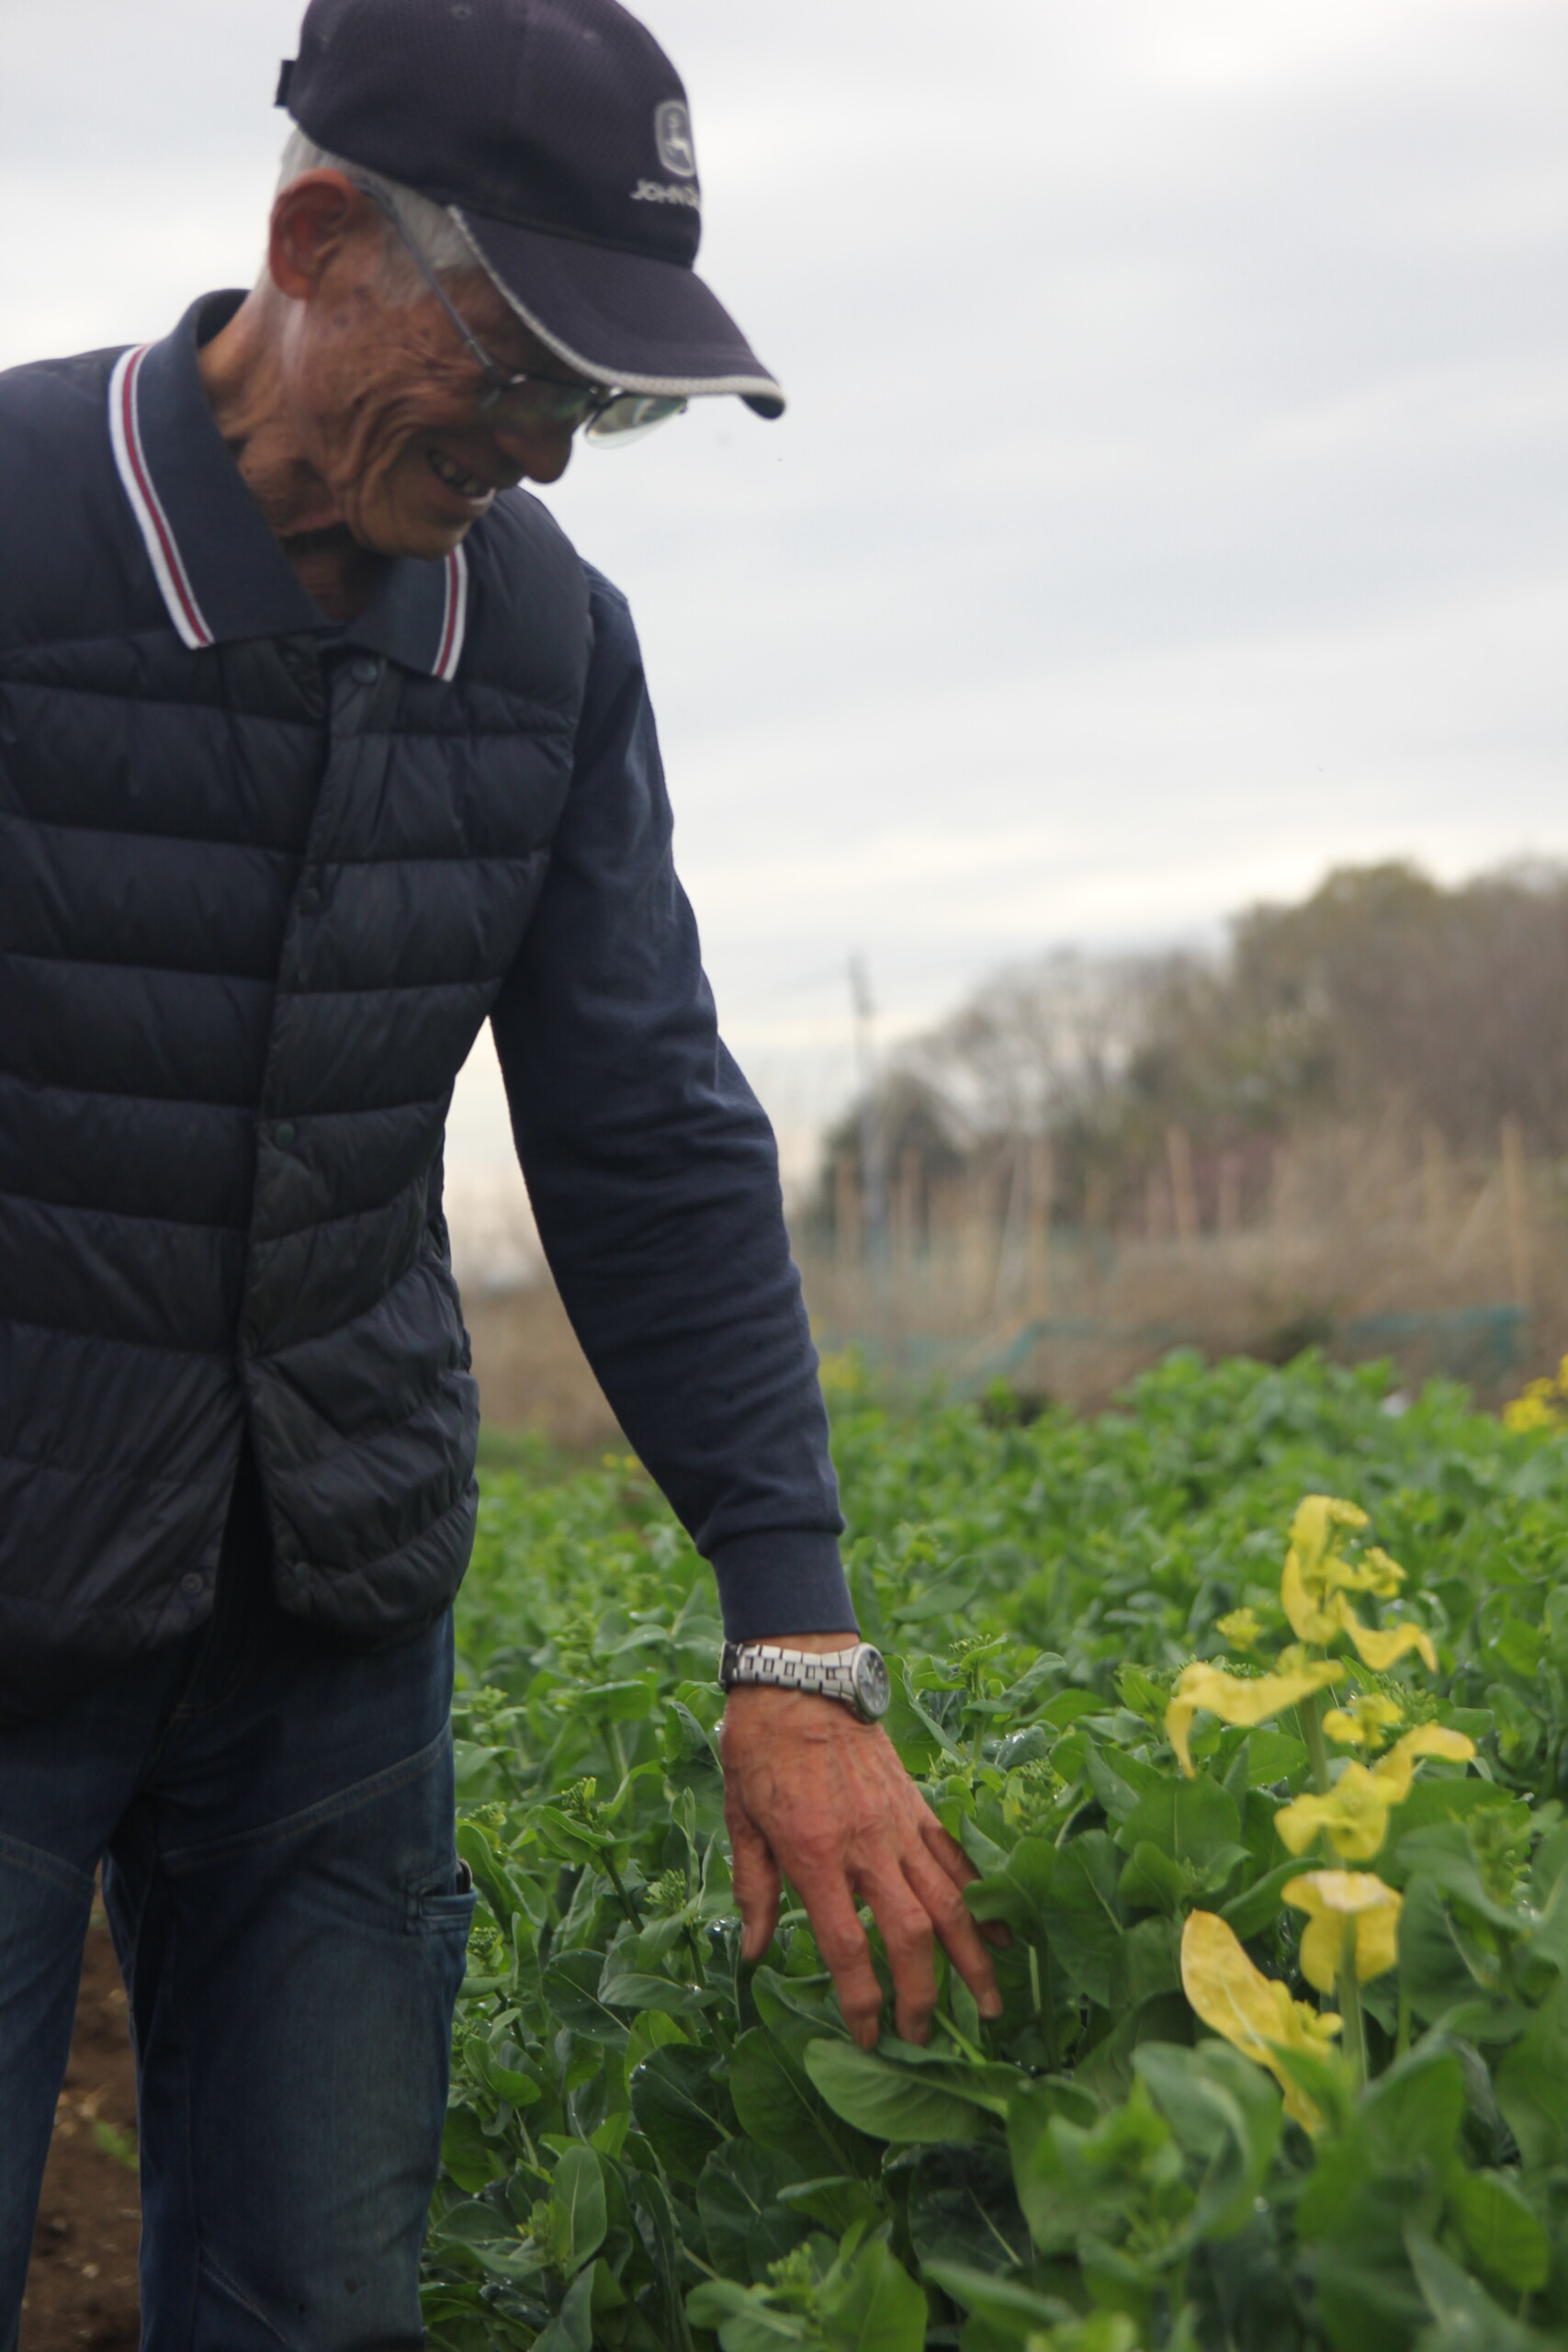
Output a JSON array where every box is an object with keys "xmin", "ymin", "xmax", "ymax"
[{"xmin": 425, "ymin": 1378, "xmax": 1568, "ymax": 2351}]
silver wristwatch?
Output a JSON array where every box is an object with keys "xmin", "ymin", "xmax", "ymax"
[{"xmin": 719, "ymin": 1640, "xmax": 892, "ymax": 1723}]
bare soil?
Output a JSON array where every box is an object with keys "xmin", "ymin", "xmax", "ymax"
[{"xmin": 19, "ymin": 1914, "xmax": 141, "ymax": 2352}]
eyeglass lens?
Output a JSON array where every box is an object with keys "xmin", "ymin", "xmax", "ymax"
[{"xmin": 483, "ymin": 381, "xmax": 687, "ymax": 447}]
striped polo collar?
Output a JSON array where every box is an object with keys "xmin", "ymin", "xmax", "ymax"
[{"xmin": 107, "ymin": 293, "xmax": 468, "ymax": 681}]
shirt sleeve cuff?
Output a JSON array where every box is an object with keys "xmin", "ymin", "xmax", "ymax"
[{"xmin": 709, "ymin": 1531, "xmax": 859, "ymax": 1642}]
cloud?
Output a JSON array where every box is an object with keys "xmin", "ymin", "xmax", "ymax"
[{"xmin": 5, "ymin": 0, "xmax": 1563, "ymax": 1212}]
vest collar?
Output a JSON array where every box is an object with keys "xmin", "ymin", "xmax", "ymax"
[{"xmin": 107, "ymin": 294, "xmax": 468, "ymax": 681}]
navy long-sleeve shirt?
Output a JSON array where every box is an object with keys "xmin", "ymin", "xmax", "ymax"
[{"xmin": 494, "ymin": 568, "xmax": 852, "ymax": 1637}]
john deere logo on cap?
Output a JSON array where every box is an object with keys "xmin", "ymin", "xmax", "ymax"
[{"xmin": 655, "ymin": 100, "xmax": 696, "ymax": 179}]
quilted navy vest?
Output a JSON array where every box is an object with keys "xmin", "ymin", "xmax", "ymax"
[{"xmin": 0, "ymin": 297, "xmax": 592, "ymax": 1714}]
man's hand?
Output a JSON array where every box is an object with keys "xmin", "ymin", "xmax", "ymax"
[{"xmin": 719, "ymin": 1634, "xmax": 1005, "ymax": 2049}]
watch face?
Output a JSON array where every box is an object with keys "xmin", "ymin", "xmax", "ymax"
[{"xmin": 852, "ymin": 1645, "xmax": 891, "ymax": 1719}]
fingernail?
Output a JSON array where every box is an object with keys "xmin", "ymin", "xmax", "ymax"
[{"xmin": 981, "ymin": 1992, "xmax": 1003, "ymax": 2017}]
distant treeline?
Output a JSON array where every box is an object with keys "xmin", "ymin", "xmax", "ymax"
[{"xmin": 816, "ymin": 860, "xmax": 1568, "ymax": 1231}]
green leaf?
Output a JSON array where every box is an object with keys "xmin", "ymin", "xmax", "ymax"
[
  {"xmin": 1118, "ymin": 1839, "xmax": 1192, "ymax": 1917},
  {"xmin": 1040, "ymin": 1688, "xmax": 1105, "ymax": 1731},
  {"xmin": 1133, "ymin": 2041, "xmax": 1280, "ymax": 2245},
  {"xmin": 1447, "ymin": 2167, "xmax": 1551, "ymax": 2295},
  {"xmin": 1495, "ymin": 1973, "xmax": 1568, "ymax": 2169},
  {"xmin": 1405, "ymin": 2225, "xmax": 1547, "ymax": 2352},
  {"xmin": 1359, "ymin": 2046, "xmax": 1466, "ymax": 2175},
  {"xmin": 597, "ymin": 1970, "xmax": 715, "ymax": 2015},
  {"xmin": 685, "ymin": 2283, "xmax": 812, "ymax": 2351},
  {"xmin": 776, "ymin": 2175, "xmax": 886, "ymax": 2233},
  {"xmin": 1394, "ymin": 1829, "xmax": 1532, "ymax": 1933},
  {"xmin": 531, "ymin": 2265, "xmax": 595, "ymax": 2352},
  {"xmin": 551, "ymin": 2143, "xmax": 606, "ymax": 2275},
  {"xmin": 440, "ymin": 2107, "xmax": 503, "ymax": 2194},
  {"xmin": 1220, "ymin": 1858, "xmax": 1303, "ymax": 1941},
  {"xmin": 903, "ymin": 2139, "xmax": 1030, "ymax": 2275},
  {"xmin": 802, "ymin": 2039, "xmax": 990, "ymax": 2143},
  {"xmin": 1118, "ymin": 1775, "xmax": 1242, "ymax": 1870},
  {"xmin": 628, "ymin": 2043, "xmax": 731, "ymax": 2185},
  {"xmin": 1382, "ymin": 1780, "xmax": 1524, "ymax": 1868},
  {"xmin": 541, "ymin": 1951, "xmax": 628, "ymax": 2047},
  {"xmin": 1399, "ymin": 1878, "xmax": 1503, "ymax": 2024},
  {"xmin": 1038, "ymin": 1831, "xmax": 1125, "ymax": 2004},
  {"xmin": 919, "ymin": 2258, "xmax": 1076, "ymax": 2335},
  {"xmin": 728, "ymin": 2026, "xmax": 869, "ymax": 2177},
  {"xmin": 820, "ymin": 2233, "xmax": 928, "ymax": 2352},
  {"xmin": 695, "ymin": 2140, "xmax": 810, "ymax": 2282}
]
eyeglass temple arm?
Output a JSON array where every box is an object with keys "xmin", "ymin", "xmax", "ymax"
[{"xmin": 346, "ymin": 177, "xmax": 513, "ymax": 395}]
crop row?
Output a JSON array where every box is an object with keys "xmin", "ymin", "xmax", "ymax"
[{"xmin": 423, "ymin": 1354, "xmax": 1568, "ymax": 2350}]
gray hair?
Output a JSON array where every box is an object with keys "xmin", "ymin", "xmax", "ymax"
[{"xmin": 275, "ymin": 125, "xmax": 480, "ymax": 297}]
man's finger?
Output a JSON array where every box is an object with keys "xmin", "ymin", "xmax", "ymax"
[
  {"xmin": 858, "ymin": 1870, "xmax": 939, "ymax": 2047},
  {"xmin": 727, "ymin": 1801, "xmax": 782, "ymax": 1964},
  {"xmin": 901, "ymin": 1847, "xmax": 1004, "ymax": 2019},
  {"xmin": 918, "ymin": 1809, "xmax": 1012, "ymax": 1948},
  {"xmin": 798, "ymin": 1874, "xmax": 885, "ymax": 2049}
]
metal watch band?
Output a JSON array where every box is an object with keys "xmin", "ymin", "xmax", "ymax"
[{"xmin": 719, "ymin": 1641, "xmax": 860, "ymax": 1705}]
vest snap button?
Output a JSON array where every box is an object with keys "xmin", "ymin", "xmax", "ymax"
[
  {"xmin": 275, "ymin": 1121, "xmax": 296, "ymax": 1148},
  {"xmin": 180, "ymin": 1572, "xmax": 204, "ymax": 1599},
  {"xmin": 351, "ymin": 656, "xmax": 378, "ymax": 686}
]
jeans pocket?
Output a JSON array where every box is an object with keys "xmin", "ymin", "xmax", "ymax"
[{"xmin": 407, "ymin": 1861, "xmax": 477, "ymax": 1934}]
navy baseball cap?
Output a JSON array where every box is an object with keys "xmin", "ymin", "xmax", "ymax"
[{"xmin": 276, "ymin": 0, "xmax": 784, "ymax": 417}]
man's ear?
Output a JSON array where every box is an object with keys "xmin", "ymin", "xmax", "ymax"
[{"xmin": 268, "ymin": 170, "xmax": 376, "ymax": 301}]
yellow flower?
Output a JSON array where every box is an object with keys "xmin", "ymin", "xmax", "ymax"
[
  {"xmin": 1323, "ymin": 1694, "xmax": 1404, "ymax": 1748},
  {"xmin": 1504, "ymin": 1387, "xmax": 1563, "ymax": 1434},
  {"xmin": 1283, "ymin": 1871, "xmax": 1404, "ymax": 1992},
  {"xmin": 1216, "ymin": 1607, "xmax": 1265, "ymax": 1652},
  {"xmin": 1180, "ymin": 1911, "xmax": 1340, "ymax": 2133},
  {"xmin": 1279, "ymin": 1497, "xmax": 1435, "ymax": 1671},
  {"xmin": 1276, "ymin": 1766, "xmax": 1397, "ymax": 1861},
  {"xmin": 1165, "ymin": 1657, "xmax": 1343, "ymax": 1778}
]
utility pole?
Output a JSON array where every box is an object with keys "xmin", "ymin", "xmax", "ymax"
[{"xmin": 849, "ymin": 956, "xmax": 890, "ymax": 1295}]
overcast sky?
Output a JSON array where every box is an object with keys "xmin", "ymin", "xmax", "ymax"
[{"xmin": 6, "ymin": 0, "xmax": 1564, "ymax": 1216}]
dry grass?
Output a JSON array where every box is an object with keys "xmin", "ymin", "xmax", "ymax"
[
  {"xmin": 466, "ymin": 1283, "xmax": 618, "ymax": 1453},
  {"xmin": 797, "ymin": 1119, "xmax": 1568, "ymax": 1410},
  {"xmin": 462, "ymin": 1120, "xmax": 1568, "ymax": 1440}
]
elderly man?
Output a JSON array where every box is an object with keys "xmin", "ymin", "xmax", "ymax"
[{"xmin": 0, "ymin": 0, "xmax": 1001, "ymax": 2339}]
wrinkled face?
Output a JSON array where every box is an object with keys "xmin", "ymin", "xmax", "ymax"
[{"xmin": 276, "ymin": 207, "xmax": 584, "ymax": 559}]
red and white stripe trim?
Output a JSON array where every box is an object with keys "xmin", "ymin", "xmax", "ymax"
[
  {"xmin": 435, "ymin": 545, "xmax": 468, "ymax": 682},
  {"xmin": 109, "ymin": 342, "xmax": 468, "ymax": 678},
  {"xmin": 107, "ymin": 346, "xmax": 215, "ymax": 651}
]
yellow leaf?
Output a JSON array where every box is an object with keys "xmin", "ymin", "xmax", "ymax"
[
  {"xmin": 1343, "ymin": 1619, "xmax": 1438, "ymax": 1674},
  {"xmin": 1180, "ymin": 1910, "xmax": 1340, "ymax": 2133},
  {"xmin": 1165, "ymin": 1657, "xmax": 1342, "ymax": 1777},
  {"xmin": 1283, "ymin": 1870, "xmax": 1404, "ymax": 1991},
  {"xmin": 1280, "ymin": 1550, "xmax": 1346, "ymax": 1645},
  {"xmin": 1276, "ymin": 1767, "xmax": 1396, "ymax": 1862},
  {"xmin": 1370, "ymin": 1723, "xmax": 1476, "ymax": 1803},
  {"xmin": 1276, "ymin": 1723, "xmax": 1477, "ymax": 1859}
]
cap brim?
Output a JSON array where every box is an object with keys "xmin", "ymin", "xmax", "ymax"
[{"xmin": 451, "ymin": 207, "xmax": 784, "ymax": 418}]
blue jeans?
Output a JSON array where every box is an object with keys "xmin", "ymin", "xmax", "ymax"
[{"xmin": 0, "ymin": 1462, "xmax": 474, "ymax": 2350}]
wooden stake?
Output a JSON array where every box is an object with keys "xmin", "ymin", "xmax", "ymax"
[
  {"xmin": 1421, "ymin": 1125, "xmax": 1448, "ymax": 1250},
  {"xmin": 1027, "ymin": 1138, "xmax": 1054, "ymax": 1317},
  {"xmin": 834, "ymin": 1153, "xmax": 861, "ymax": 1272},
  {"xmin": 1167, "ymin": 1125, "xmax": 1199, "ymax": 1248},
  {"xmin": 1501, "ymin": 1116, "xmax": 1531, "ymax": 1309}
]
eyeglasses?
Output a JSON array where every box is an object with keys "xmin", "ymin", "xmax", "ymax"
[{"xmin": 350, "ymin": 179, "xmax": 687, "ymax": 447}]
